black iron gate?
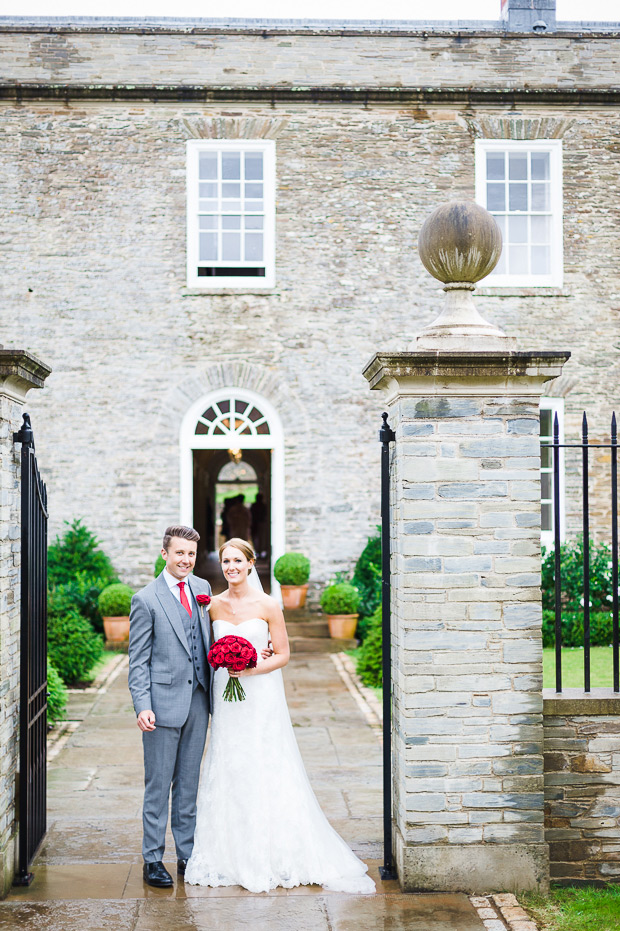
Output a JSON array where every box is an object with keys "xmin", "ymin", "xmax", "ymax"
[
  {"xmin": 13, "ymin": 413, "xmax": 48, "ymax": 885},
  {"xmin": 379, "ymin": 412, "xmax": 396, "ymax": 880},
  {"xmin": 545, "ymin": 411, "xmax": 620, "ymax": 694}
]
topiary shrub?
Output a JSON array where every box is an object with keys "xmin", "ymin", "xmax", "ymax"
[
  {"xmin": 48, "ymin": 519, "xmax": 118, "ymax": 588},
  {"xmin": 48, "ymin": 605, "xmax": 104, "ymax": 685},
  {"xmin": 47, "ymin": 660, "xmax": 68, "ymax": 726},
  {"xmin": 98, "ymin": 583, "xmax": 134, "ymax": 617},
  {"xmin": 274, "ymin": 553, "xmax": 311, "ymax": 586},
  {"xmin": 356, "ymin": 606, "xmax": 382, "ymax": 688},
  {"xmin": 50, "ymin": 572, "xmax": 111, "ymax": 634},
  {"xmin": 352, "ymin": 531, "xmax": 381, "ymax": 613},
  {"xmin": 154, "ymin": 554, "xmax": 165, "ymax": 577},
  {"xmin": 320, "ymin": 582, "xmax": 361, "ymax": 615}
]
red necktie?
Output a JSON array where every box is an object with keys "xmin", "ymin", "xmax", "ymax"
[{"xmin": 177, "ymin": 581, "xmax": 191, "ymax": 616}]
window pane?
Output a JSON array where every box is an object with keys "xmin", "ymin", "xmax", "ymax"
[
  {"xmin": 509, "ymin": 183, "xmax": 528, "ymax": 211},
  {"xmin": 541, "ymin": 472, "xmax": 552, "ymax": 500},
  {"xmin": 487, "ymin": 183, "xmax": 505, "ymax": 211},
  {"xmin": 222, "ymin": 183, "xmax": 240, "ymax": 198},
  {"xmin": 531, "ymin": 245, "xmax": 550, "ymax": 275},
  {"xmin": 493, "ymin": 214, "xmax": 506, "ymax": 238},
  {"xmin": 508, "ymin": 215, "xmax": 528, "ymax": 243},
  {"xmin": 222, "ymin": 233, "xmax": 241, "ymax": 261},
  {"xmin": 199, "ymin": 233, "xmax": 218, "ymax": 261},
  {"xmin": 199, "ymin": 153, "xmax": 217, "ymax": 180},
  {"xmin": 244, "ymin": 199, "xmax": 263, "ymax": 212},
  {"xmin": 531, "ymin": 215, "xmax": 550, "ymax": 243},
  {"xmin": 222, "ymin": 153, "xmax": 241, "ymax": 179},
  {"xmin": 486, "ymin": 152, "xmax": 505, "ymax": 181},
  {"xmin": 540, "ymin": 409, "xmax": 552, "ymax": 434},
  {"xmin": 199, "ymin": 216, "xmax": 217, "ymax": 230},
  {"xmin": 508, "ymin": 153, "xmax": 528, "ymax": 180},
  {"xmin": 531, "ymin": 183, "xmax": 550, "ymax": 211},
  {"xmin": 508, "ymin": 244, "xmax": 528, "ymax": 274},
  {"xmin": 221, "ymin": 200, "xmax": 241, "ymax": 212},
  {"xmin": 199, "ymin": 182, "xmax": 217, "ymax": 198},
  {"xmin": 245, "ymin": 233, "xmax": 263, "ymax": 261},
  {"xmin": 541, "ymin": 445, "xmax": 552, "ymax": 469},
  {"xmin": 245, "ymin": 183, "xmax": 263, "ymax": 199},
  {"xmin": 541, "ymin": 502, "xmax": 552, "ymax": 533},
  {"xmin": 245, "ymin": 215, "xmax": 264, "ymax": 230},
  {"xmin": 245, "ymin": 153, "xmax": 263, "ymax": 180},
  {"xmin": 531, "ymin": 152, "xmax": 550, "ymax": 181},
  {"xmin": 199, "ymin": 199, "xmax": 217, "ymax": 212},
  {"xmin": 222, "ymin": 215, "xmax": 241, "ymax": 230}
]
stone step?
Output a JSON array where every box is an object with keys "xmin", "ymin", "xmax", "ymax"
[
  {"xmin": 290, "ymin": 636, "xmax": 357, "ymax": 654},
  {"xmin": 285, "ymin": 620, "xmax": 330, "ymax": 638}
]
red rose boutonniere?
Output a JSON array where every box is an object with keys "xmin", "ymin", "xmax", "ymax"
[{"xmin": 196, "ymin": 593, "xmax": 211, "ymax": 620}]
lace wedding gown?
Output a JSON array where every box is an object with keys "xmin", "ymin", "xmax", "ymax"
[{"xmin": 185, "ymin": 617, "xmax": 375, "ymax": 894}]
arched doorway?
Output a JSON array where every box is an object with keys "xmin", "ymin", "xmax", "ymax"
[{"xmin": 180, "ymin": 387, "xmax": 284, "ymax": 594}]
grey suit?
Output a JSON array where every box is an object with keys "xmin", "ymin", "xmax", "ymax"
[{"xmin": 128, "ymin": 571, "xmax": 212, "ymax": 863}]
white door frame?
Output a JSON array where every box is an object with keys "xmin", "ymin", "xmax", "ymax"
[{"xmin": 179, "ymin": 386, "xmax": 285, "ymax": 595}]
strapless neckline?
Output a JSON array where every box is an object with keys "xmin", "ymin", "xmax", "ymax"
[{"xmin": 214, "ymin": 617, "xmax": 268, "ymax": 630}]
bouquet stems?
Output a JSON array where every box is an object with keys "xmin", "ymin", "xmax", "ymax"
[{"xmin": 223, "ymin": 676, "xmax": 247, "ymax": 702}]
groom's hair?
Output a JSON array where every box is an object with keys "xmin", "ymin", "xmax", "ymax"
[{"xmin": 163, "ymin": 525, "xmax": 200, "ymax": 551}]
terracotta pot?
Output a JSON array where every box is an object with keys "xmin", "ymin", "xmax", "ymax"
[
  {"xmin": 103, "ymin": 615, "xmax": 130, "ymax": 642},
  {"xmin": 326, "ymin": 614, "xmax": 359, "ymax": 640},
  {"xmin": 280, "ymin": 584, "xmax": 309, "ymax": 610}
]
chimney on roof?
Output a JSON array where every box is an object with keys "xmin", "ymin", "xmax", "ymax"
[{"xmin": 501, "ymin": 0, "xmax": 557, "ymax": 33}]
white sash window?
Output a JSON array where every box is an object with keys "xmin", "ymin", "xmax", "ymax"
[
  {"xmin": 540, "ymin": 397, "xmax": 565, "ymax": 548},
  {"xmin": 186, "ymin": 140, "xmax": 275, "ymax": 288},
  {"xmin": 475, "ymin": 140, "xmax": 563, "ymax": 287}
]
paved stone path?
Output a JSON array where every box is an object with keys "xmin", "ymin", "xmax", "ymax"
[{"xmin": 0, "ymin": 655, "xmax": 486, "ymax": 930}]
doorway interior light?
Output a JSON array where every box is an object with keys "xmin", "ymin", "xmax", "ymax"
[{"xmin": 228, "ymin": 448, "xmax": 243, "ymax": 464}]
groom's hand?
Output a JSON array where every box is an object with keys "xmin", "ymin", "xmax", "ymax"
[
  {"xmin": 137, "ymin": 710, "xmax": 156, "ymax": 732},
  {"xmin": 260, "ymin": 640, "xmax": 274, "ymax": 661}
]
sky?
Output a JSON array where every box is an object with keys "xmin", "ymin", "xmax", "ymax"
[{"xmin": 0, "ymin": 1, "xmax": 616, "ymax": 21}]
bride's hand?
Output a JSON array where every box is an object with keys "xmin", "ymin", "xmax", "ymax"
[{"xmin": 229, "ymin": 667, "xmax": 256, "ymax": 678}]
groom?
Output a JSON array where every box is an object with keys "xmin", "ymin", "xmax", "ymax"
[{"xmin": 128, "ymin": 525, "xmax": 212, "ymax": 888}]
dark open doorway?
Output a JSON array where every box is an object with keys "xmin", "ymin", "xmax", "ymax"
[{"xmin": 192, "ymin": 448, "xmax": 271, "ymax": 593}]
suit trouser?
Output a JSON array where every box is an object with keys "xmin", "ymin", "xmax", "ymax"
[{"xmin": 141, "ymin": 684, "xmax": 209, "ymax": 863}]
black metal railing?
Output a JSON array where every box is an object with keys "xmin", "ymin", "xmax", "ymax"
[
  {"xmin": 13, "ymin": 413, "xmax": 48, "ymax": 885},
  {"xmin": 545, "ymin": 411, "xmax": 620, "ymax": 694},
  {"xmin": 379, "ymin": 412, "xmax": 396, "ymax": 880}
]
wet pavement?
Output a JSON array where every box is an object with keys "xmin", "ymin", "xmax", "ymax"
[{"xmin": 0, "ymin": 655, "xmax": 486, "ymax": 930}]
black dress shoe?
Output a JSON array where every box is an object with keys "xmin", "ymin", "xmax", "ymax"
[
  {"xmin": 143, "ymin": 861, "xmax": 173, "ymax": 887},
  {"xmin": 177, "ymin": 859, "xmax": 187, "ymax": 875}
]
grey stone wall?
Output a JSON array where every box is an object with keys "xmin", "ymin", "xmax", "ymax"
[
  {"xmin": 543, "ymin": 693, "xmax": 620, "ymax": 885},
  {"xmin": 0, "ymin": 27, "xmax": 619, "ymax": 90},
  {"xmin": 0, "ymin": 394, "xmax": 22, "ymax": 897},
  {"xmin": 0, "ymin": 24, "xmax": 619, "ymax": 585}
]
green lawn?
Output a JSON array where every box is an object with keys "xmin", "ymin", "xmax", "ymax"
[
  {"xmin": 521, "ymin": 886, "xmax": 620, "ymax": 931},
  {"xmin": 543, "ymin": 646, "xmax": 616, "ymax": 690}
]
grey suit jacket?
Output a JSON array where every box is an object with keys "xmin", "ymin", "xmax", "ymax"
[{"xmin": 128, "ymin": 571, "xmax": 213, "ymax": 728}]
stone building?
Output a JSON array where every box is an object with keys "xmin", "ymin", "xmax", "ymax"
[{"xmin": 0, "ymin": 1, "xmax": 619, "ymax": 589}]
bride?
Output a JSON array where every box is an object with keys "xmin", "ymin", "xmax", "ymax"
[{"xmin": 184, "ymin": 538, "xmax": 375, "ymax": 895}]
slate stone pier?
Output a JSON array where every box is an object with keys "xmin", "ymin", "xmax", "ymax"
[{"xmin": 364, "ymin": 201, "xmax": 569, "ymax": 893}]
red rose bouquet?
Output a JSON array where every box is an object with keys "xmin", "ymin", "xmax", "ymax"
[{"xmin": 207, "ymin": 634, "xmax": 258, "ymax": 702}]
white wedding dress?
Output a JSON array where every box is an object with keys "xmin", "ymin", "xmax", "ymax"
[{"xmin": 185, "ymin": 618, "xmax": 375, "ymax": 894}]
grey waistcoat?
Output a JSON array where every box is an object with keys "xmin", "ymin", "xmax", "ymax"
[{"xmin": 174, "ymin": 591, "xmax": 208, "ymax": 692}]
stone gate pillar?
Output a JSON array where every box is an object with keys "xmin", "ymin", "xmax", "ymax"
[
  {"xmin": 363, "ymin": 203, "xmax": 569, "ymax": 893},
  {"xmin": 0, "ymin": 348, "xmax": 50, "ymax": 897}
]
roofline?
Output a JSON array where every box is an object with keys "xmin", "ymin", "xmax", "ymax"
[{"xmin": 0, "ymin": 16, "xmax": 619, "ymax": 37}]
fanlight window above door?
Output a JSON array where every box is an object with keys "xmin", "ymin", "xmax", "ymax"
[{"xmin": 195, "ymin": 397, "xmax": 271, "ymax": 437}]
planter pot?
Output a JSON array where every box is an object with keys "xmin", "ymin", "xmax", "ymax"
[
  {"xmin": 103, "ymin": 615, "xmax": 130, "ymax": 642},
  {"xmin": 326, "ymin": 614, "xmax": 359, "ymax": 640},
  {"xmin": 280, "ymin": 584, "xmax": 309, "ymax": 610}
]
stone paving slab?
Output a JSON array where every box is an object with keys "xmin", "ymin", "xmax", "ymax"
[{"xmin": 0, "ymin": 654, "xmax": 489, "ymax": 930}]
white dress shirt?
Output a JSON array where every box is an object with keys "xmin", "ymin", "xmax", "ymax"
[{"xmin": 163, "ymin": 567, "xmax": 190, "ymax": 604}]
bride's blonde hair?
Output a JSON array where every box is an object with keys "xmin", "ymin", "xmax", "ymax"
[{"xmin": 219, "ymin": 538, "xmax": 256, "ymax": 570}]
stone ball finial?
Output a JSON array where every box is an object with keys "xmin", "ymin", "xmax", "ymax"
[{"xmin": 418, "ymin": 201, "xmax": 502, "ymax": 287}]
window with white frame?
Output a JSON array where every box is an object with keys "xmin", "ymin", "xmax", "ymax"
[
  {"xmin": 475, "ymin": 140, "xmax": 563, "ymax": 287},
  {"xmin": 186, "ymin": 140, "xmax": 275, "ymax": 288},
  {"xmin": 540, "ymin": 397, "xmax": 565, "ymax": 548}
]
